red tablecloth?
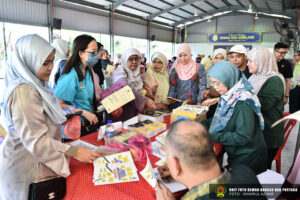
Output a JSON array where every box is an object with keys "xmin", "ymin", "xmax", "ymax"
[{"xmin": 64, "ymin": 115, "xmax": 223, "ymax": 200}]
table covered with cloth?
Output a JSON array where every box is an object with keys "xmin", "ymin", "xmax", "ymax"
[{"xmin": 64, "ymin": 116, "xmax": 223, "ymax": 200}]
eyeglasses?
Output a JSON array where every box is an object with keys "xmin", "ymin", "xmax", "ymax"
[
  {"xmin": 128, "ymin": 57, "xmax": 140, "ymax": 62},
  {"xmin": 84, "ymin": 51, "xmax": 98, "ymax": 56},
  {"xmin": 153, "ymin": 61, "xmax": 163, "ymax": 65},
  {"xmin": 211, "ymin": 81, "xmax": 222, "ymax": 89},
  {"xmin": 275, "ymin": 50, "xmax": 287, "ymax": 55}
]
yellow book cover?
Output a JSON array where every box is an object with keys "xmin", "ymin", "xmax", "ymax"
[
  {"xmin": 128, "ymin": 121, "xmax": 166, "ymax": 138},
  {"xmin": 172, "ymin": 105, "xmax": 208, "ymax": 119},
  {"xmin": 101, "ymin": 85, "xmax": 135, "ymax": 113}
]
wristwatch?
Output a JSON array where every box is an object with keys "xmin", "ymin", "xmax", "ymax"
[{"xmin": 285, "ymin": 96, "xmax": 289, "ymax": 98}]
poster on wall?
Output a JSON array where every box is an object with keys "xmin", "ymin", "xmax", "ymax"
[
  {"xmin": 208, "ymin": 33, "xmax": 261, "ymax": 43},
  {"xmin": 213, "ymin": 45, "xmax": 252, "ymax": 52}
]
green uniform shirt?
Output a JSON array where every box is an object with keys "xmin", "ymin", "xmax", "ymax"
[
  {"xmin": 258, "ymin": 76, "xmax": 284, "ymax": 149},
  {"xmin": 202, "ymin": 101, "xmax": 267, "ymax": 174}
]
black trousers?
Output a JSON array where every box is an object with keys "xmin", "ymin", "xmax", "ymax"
[{"xmin": 289, "ymin": 86, "xmax": 300, "ymax": 114}]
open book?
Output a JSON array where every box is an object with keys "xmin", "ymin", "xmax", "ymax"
[{"xmin": 101, "ymin": 85, "xmax": 135, "ymax": 113}]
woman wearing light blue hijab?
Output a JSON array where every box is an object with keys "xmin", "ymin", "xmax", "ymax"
[
  {"xmin": 202, "ymin": 61, "xmax": 267, "ymax": 174},
  {"xmin": 0, "ymin": 34, "xmax": 100, "ymax": 199}
]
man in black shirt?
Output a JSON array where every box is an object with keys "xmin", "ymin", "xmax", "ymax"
[
  {"xmin": 274, "ymin": 42, "xmax": 293, "ymax": 105},
  {"xmin": 228, "ymin": 45, "xmax": 251, "ymax": 79}
]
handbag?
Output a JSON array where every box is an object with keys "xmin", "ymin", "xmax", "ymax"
[
  {"xmin": 81, "ymin": 111, "xmax": 107, "ymax": 136},
  {"xmin": 28, "ymin": 176, "xmax": 66, "ymax": 200},
  {"xmin": 28, "ymin": 160, "xmax": 66, "ymax": 200}
]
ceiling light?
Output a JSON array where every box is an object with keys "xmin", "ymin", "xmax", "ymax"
[
  {"xmin": 248, "ymin": 4, "xmax": 253, "ymax": 12},
  {"xmin": 207, "ymin": 17, "xmax": 211, "ymax": 22},
  {"xmin": 254, "ymin": 13, "xmax": 259, "ymax": 20},
  {"xmin": 194, "ymin": 9, "xmax": 198, "ymax": 17}
]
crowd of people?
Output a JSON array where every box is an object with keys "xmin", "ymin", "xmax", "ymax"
[{"xmin": 0, "ymin": 32, "xmax": 299, "ymax": 199}]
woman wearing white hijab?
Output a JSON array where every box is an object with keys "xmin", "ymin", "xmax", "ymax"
[
  {"xmin": 0, "ymin": 34, "xmax": 100, "ymax": 200},
  {"xmin": 144, "ymin": 52, "xmax": 169, "ymax": 110},
  {"xmin": 111, "ymin": 48, "xmax": 156, "ymax": 112},
  {"xmin": 248, "ymin": 46, "xmax": 285, "ymax": 169},
  {"xmin": 213, "ymin": 48, "xmax": 227, "ymax": 64},
  {"xmin": 49, "ymin": 38, "xmax": 69, "ymax": 91}
]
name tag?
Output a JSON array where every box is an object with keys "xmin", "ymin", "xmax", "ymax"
[{"xmin": 80, "ymin": 83, "xmax": 85, "ymax": 88}]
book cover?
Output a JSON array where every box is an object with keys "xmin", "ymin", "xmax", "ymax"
[
  {"xmin": 128, "ymin": 120, "xmax": 166, "ymax": 138},
  {"xmin": 101, "ymin": 85, "xmax": 135, "ymax": 113}
]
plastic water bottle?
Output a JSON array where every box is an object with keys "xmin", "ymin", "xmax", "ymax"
[{"xmin": 104, "ymin": 120, "xmax": 115, "ymax": 145}]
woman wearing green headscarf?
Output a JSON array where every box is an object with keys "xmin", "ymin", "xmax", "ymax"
[
  {"xmin": 144, "ymin": 52, "xmax": 170, "ymax": 110},
  {"xmin": 202, "ymin": 61, "xmax": 267, "ymax": 174}
]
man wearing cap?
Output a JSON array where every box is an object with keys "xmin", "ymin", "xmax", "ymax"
[
  {"xmin": 274, "ymin": 42, "xmax": 293, "ymax": 105},
  {"xmin": 155, "ymin": 120, "xmax": 264, "ymax": 200},
  {"xmin": 228, "ymin": 45, "xmax": 251, "ymax": 79}
]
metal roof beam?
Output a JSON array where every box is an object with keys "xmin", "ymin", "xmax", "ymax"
[
  {"xmin": 59, "ymin": 0, "xmax": 173, "ymax": 27},
  {"xmin": 249, "ymin": 0, "xmax": 259, "ymax": 11},
  {"xmin": 150, "ymin": 0, "xmax": 201, "ymax": 20},
  {"xmin": 221, "ymin": 0, "xmax": 233, "ymax": 7},
  {"xmin": 190, "ymin": 3, "xmax": 208, "ymax": 13},
  {"xmin": 158, "ymin": 0, "xmax": 188, "ymax": 19},
  {"xmin": 235, "ymin": 0, "xmax": 245, "ymax": 8},
  {"xmin": 189, "ymin": 10, "xmax": 296, "ymax": 27},
  {"xmin": 121, "ymin": 4, "xmax": 176, "ymax": 22},
  {"xmin": 264, "ymin": 1, "xmax": 271, "ymax": 11},
  {"xmin": 174, "ymin": 5, "xmax": 296, "ymax": 26},
  {"xmin": 112, "ymin": 0, "xmax": 129, "ymax": 10},
  {"xmin": 175, "ymin": 6, "xmax": 242, "ymax": 25},
  {"xmin": 204, "ymin": 0, "xmax": 218, "ymax": 10}
]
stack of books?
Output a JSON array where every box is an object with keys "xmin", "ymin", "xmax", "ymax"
[
  {"xmin": 113, "ymin": 128, "xmax": 137, "ymax": 147},
  {"xmin": 171, "ymin": 105, "xmax": 208, "ymax": 123}
]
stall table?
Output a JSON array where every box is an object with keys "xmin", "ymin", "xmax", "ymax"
[{"xmin": 64, "ymin": 116, "xmax": 223, "ymax": 200}]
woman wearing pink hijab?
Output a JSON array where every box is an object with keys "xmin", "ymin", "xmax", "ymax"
[{"xmin": 168, "ymin": 43, "xmax": 207, "ymax": 108}]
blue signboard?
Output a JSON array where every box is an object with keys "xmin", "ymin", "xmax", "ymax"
[{"xmin": 208, "ymin": 33, "xmax": 261, "ymax": 43}]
